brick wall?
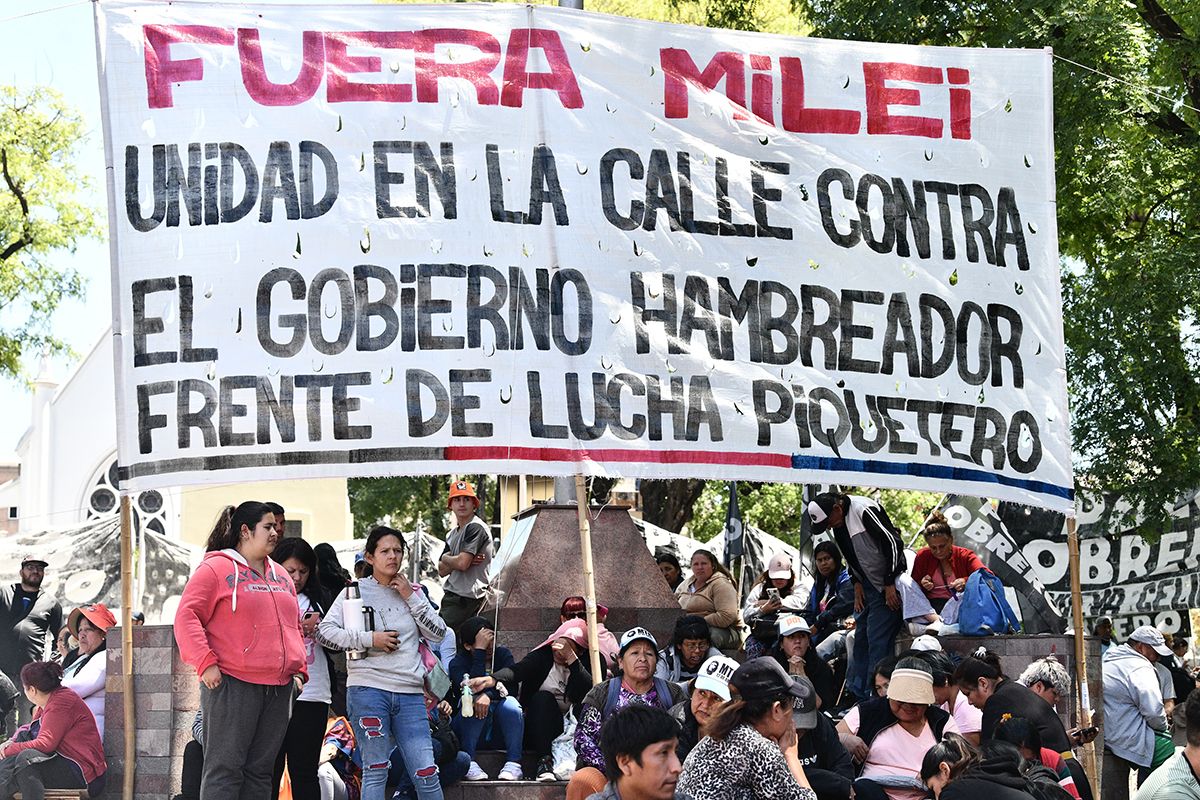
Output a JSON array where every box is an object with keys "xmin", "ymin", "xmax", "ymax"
[{"xmin": 104, "ymin": 625, "xmax": 198, "ymax": 800}]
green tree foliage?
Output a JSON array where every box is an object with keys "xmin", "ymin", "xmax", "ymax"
[
  {"xmin": 0, "ymin": 86, "xmax": 98, "ymax": 375},
  {"xmin": 784, "ymin": 0, "xmax": 1200, "ymax": 528},
  {"xmin": 347, "ymin": 475, "xmax": 498, "ymax": 538},
  {"xmin": 687, "ymin": 482, "xmax": 940, "ymax": 545}
]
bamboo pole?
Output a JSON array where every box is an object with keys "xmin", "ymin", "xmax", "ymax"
[
  {"xmin": 574, "ymin": 473, "xmax": 604, "ymax": 685},
  {"xmin": 120, "ymin": 495, "xmax": 136, "ymax": 800},
  {"xmin": 1067, "ymin": 516, "xmax": 1099, "ymax": 793}
]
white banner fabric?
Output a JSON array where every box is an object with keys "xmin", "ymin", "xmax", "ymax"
[{"xmin": 97, "ymin": 1, "xmax": 1072, "ymax": 509}]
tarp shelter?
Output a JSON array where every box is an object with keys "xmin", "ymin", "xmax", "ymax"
[
  {"xmin": 0, "ymin": 516, "xmax": 197, "ymax": 626},
  {"xmin": 633, "ymin": 517, "xmax": 810, "ymax": 605}
]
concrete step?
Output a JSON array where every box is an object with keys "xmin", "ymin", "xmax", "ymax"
[
  {"xmin": 449, "ymin": 750, "xmax": 569, "ymax": 798},
  {"xmin": 446, "ymin": 780, "xmax": 567, "ymax": 799}
]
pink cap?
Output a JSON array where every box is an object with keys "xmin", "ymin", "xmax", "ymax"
[{"xmin": 767, "ymin": 552, "xmax": 793, "ymax": 580}]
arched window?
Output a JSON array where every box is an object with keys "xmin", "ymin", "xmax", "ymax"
[{"xmin": 82, "ymin": 454, "xmax": 172, "ymax": 536}]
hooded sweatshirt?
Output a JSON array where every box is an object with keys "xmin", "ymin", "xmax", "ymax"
[
  {"xmin": 318, "ymin": 576, "xmax": 445, "ymax": 695},
  {"xmin": 174, "ymin": 550, "xmax": 307, "ymax": 686},
  {"xmin": 941, "ymin": 754, "xmax": 1037, "ymax": 800},
  {"xmin": 1104, "ymin": 643, "xmax": 1168, "ymax": 767}
]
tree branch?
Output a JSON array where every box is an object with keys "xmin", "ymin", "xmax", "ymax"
[
  {"xmin": 1139, "ymin": 0, "xmax": 1189, "ymax": 41},
  {"xmin": 0, "ymin": 148, "xmax": 34, "ymax": 263},
  {"xmin": 1138, "ymin": 0, "xmax": 1200, "ymax": 116}
]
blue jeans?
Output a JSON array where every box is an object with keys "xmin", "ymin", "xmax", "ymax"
[
  {"xmin": 348, "ymin": 687, "xmax": 443, "ymax": 800},
  {"xmin": 452, "ymin": 696, "xmax": 525, "ymax": 762},
  {"xmin": 390, "ymin": 743, "xmax": 470, "ymax": 798},
  {"xmin": 848, "ymin": 583, "xmax": 901, "ymax": 702}
]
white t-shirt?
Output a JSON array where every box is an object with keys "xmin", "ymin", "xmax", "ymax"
[{"xmin": 297, "ymin": 594, "xmax": 332, "ymax": 704}]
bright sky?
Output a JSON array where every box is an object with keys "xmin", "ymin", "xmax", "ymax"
[
  {"xmin": 0, "ymin": 0, "xmax": 335, "ymax": 456},
  {"xmin": 0, "ymin": 1, "xmax": 110, "ymax": 454}
]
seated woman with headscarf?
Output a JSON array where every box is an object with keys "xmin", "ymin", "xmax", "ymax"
[
  {"xmin": 467, "ymin": 618, "xmax": 606, "ymax": 783},
  {"xmin": 0, "ymin": 661, "xmax": 107, "ymax": 800},
  {"xmin": 61, "ymin": 602, "xmax": 116, "ymax": 738}
]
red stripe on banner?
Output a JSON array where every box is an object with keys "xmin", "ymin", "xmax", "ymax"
[{"xmin": 443, "ymin": 446, "xmax": 792, "ymax": 468}]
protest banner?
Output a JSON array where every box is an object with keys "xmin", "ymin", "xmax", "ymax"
[
  {"xmin": 97, "ymin": 1, "xmax": 1071, "ymax": 509},
  {"xmin": 963, "ymin": 495, "xmax": 1200, "ymax": 634}
]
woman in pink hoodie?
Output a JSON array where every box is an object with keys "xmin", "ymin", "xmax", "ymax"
[{"xmin": 174, "ymin": 501, "xmax": 308, "ymax": 800}]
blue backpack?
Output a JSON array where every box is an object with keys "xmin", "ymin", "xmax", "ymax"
[{"xmin": 957, "ymin": 568, "xmax": 1021, "ymax": 636}]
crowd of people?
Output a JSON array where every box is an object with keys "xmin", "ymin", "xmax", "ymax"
[{"xmin": 6, "ymin": 486, "xmax": 1200, "ymax": 800}]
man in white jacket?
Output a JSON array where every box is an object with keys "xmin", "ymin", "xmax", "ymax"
[{"xmin": 1103, "ymin": 626, "xmax": 1171, "ymax": 800}]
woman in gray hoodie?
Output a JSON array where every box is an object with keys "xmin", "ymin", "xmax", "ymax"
[{"xmin": 319, "ymin": 527, "xmax": 446, "ymax": 800}]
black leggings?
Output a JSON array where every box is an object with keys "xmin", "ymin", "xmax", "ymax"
[
  {"xmin": 272, "ymin": 700, "xmax": 329, "ymax": 800},
  {"xmin": 14, "ymin": 754, "xmax": 87, "ymax": 800},
  {"xmin": 181, "ymin": 739, "xmax": 204, "ymax": 800}
]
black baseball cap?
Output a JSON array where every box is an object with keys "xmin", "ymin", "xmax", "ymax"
[
  {"xmin": 730, "ymin": 657, "xmax": 808, "ymax": 704},
  {"xmin": 807, "ymin": 495, "xmax": 839, "ymax": 535},
  {"xmin": 789, "ymin": 675, "xmax": 820, "ymax": 730}
]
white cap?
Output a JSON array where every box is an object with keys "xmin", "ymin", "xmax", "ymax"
[
  {"xmin": 619, "ymin": 626, "xmax": 658, "ymax": 654},
  {"xmin": 767, "ymin": 552, "xmax": 793, "ymax": 580},
  {"xmin": 1130, "ymin": 626, "xmax": 1172, "ymax": 657},
  {"xmin": 911, "ymin": 634, "xmax": 943, "ymax": 652},
  {"xmin": 694, "ymin": 655, "xmax": 738, "ymax": 701},
  {"xmin": 778, "ymin": 615, "xmax": 811, "ymax": 636}
]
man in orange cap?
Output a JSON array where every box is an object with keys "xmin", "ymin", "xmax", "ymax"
[{"xmin": 438, "ymin": 480, "xmax": 494, "ymax": 632}]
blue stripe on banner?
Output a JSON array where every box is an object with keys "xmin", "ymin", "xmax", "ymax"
[{"xmin": 788, "ymin": 455, "xmax": 1074, "ymax": 501}]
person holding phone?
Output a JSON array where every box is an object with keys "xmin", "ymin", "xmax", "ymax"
[
  {"xmin": 318, "ymin": 526, "xmax": 447, "ymax": 800},
  {"xmin": 743, "ymin": 553, "xmax": 801, "ymax": 659},
  {"xmin": 271, "ymin": 537, "xmax": 337, "ymax": 800}
]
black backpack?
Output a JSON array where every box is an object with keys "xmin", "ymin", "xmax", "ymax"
[{"xmin": 1023, "ymin": 764, "xmax": 1075, "ymax": 800}]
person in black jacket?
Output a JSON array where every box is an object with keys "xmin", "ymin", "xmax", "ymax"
[
  {"xmin": 791, "ymin": 676, "xmax": 854, "ymax": 800},
  {"xmin": 771, "ymin": 615, "xmax": 837, "ymax": 711},
  {"xmin": 467, "ymin": 618, "xmax": 606, "ymax": 782},
  {"xmin": 808, "ymin": 494, "xmax": 905, "ymax": 704},
  {"xmin": 922, "ymin": 734, "xmax": 1036, "ymax": 800},
  {"xmin": 955, "ymin": 649, "xmax": 1094, "ymax": 800},
  {"xmin": 807, "ymin": 542, "xmax": 855, "ymax": 659},
  {"xmin": 1, "ymin": 555, "xmax": 62, "ymax": 727}
]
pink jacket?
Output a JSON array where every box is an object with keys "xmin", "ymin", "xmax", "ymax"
[{"xmin": 174, "ymin": 550, "xmax": 307, "ymax": 686}]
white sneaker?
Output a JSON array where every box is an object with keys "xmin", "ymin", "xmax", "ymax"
[
  {"xmin": 498, "ymin": 761, "xmax": 523, "ymax": 781},
  {"xmin": 464, "ymin": 761, "xmax": 488, "ymax": 781}
]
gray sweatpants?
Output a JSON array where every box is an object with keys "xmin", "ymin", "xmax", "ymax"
[{"xmin": 200, "ymin": 674, "xmax": 294, "ymax": 800}]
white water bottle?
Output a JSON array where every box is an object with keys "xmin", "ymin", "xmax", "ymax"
[
  {"xmin": 343, "ymin": 582, "xmax": 367, "ymax": 660},
  {"xmin": 461, "ymin": 678, "xmax": 474, "ymax": 717}
]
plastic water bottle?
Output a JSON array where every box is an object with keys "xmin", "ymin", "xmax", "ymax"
[
  {"xmin": 343, "ymin": 583, "xmax": 367, "ymax": 661},
  {"xmin": 461, "ymin": 678, "xmax": 474, "ymax": 717}
]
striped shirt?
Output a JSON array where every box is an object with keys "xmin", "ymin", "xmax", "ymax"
[{"xmin": 1136, "ymin": 751, "xmax": 1200, "ymax": 800}]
